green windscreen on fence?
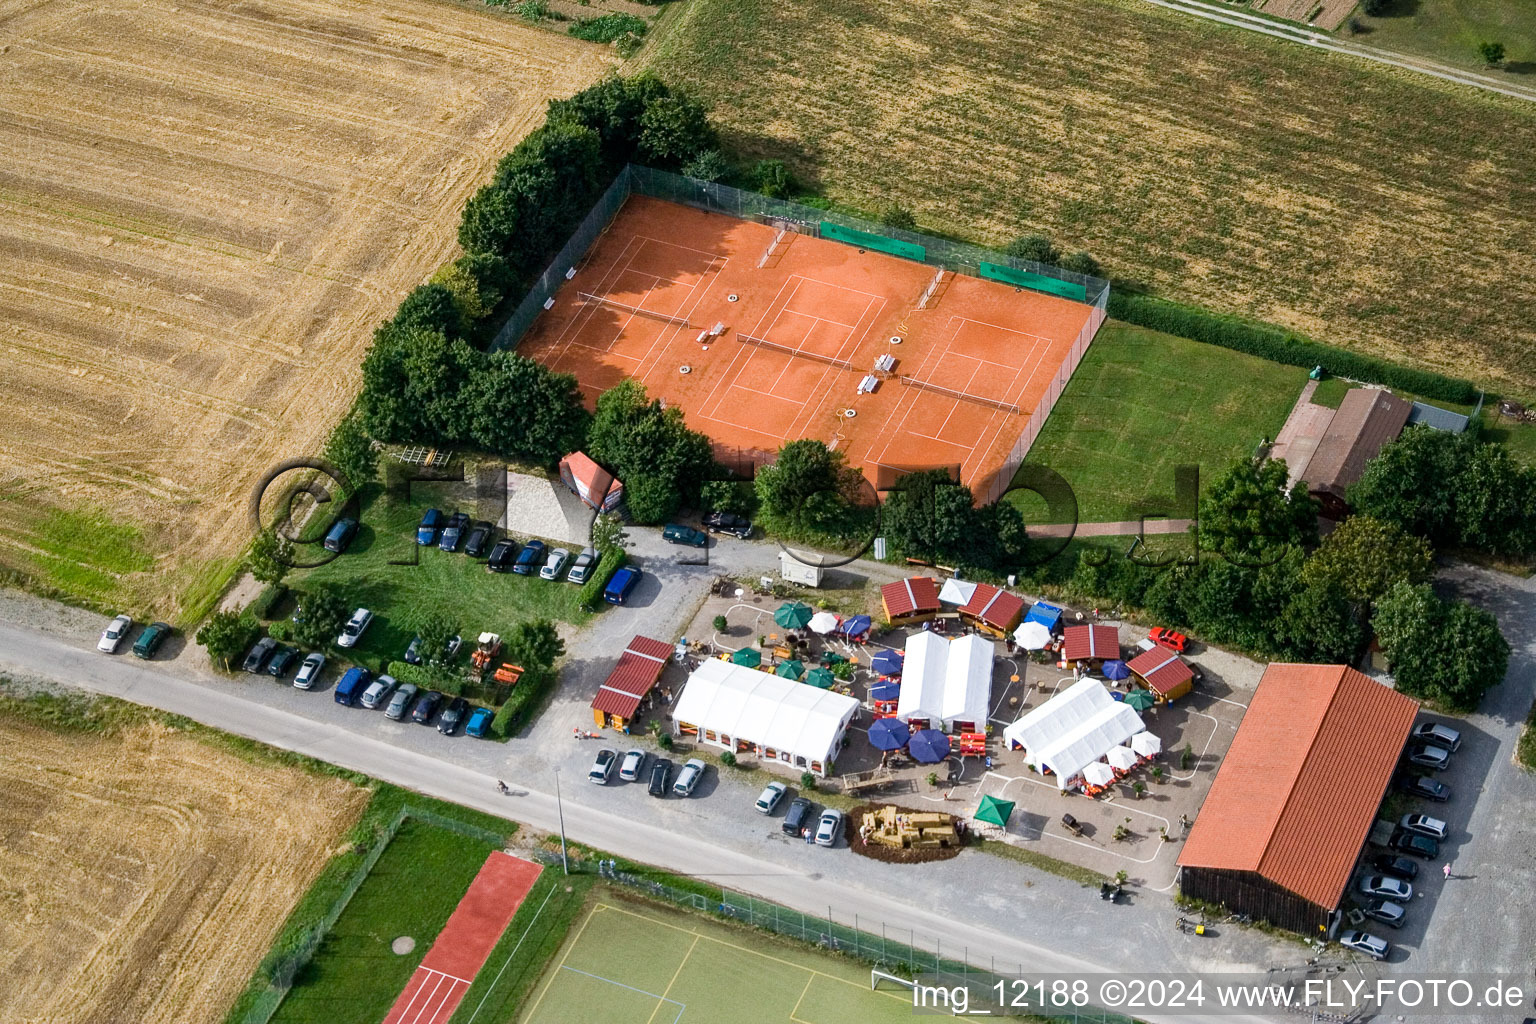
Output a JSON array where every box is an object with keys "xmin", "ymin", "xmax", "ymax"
[
  {"xmin": 820, "ymin": 221, "xmax": 926, "ymax": 262},
  {"xmin": 979, "ymin": 261, "xmax": 1088, "ymax": 302}
]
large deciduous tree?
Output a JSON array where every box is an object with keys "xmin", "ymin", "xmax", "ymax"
[
  {"xmin": 1301, "ymin": 514, "xmax": 1434, "ymax": 605},
  {"xmin": 1198, "ymin": 457, "xmax": 1318, "ymax": 564}
]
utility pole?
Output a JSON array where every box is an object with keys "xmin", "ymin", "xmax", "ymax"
[{"xmin": 553, "ymin": 767, "xmax": 569, "ymax": 875}]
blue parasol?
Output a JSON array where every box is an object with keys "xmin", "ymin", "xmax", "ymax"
[
  {"xmin": 842, "ymin": 614, "xmax": 873, "ymax": 637},
  {"xmin": 1102, "ymin": 659, "xmax": 1131, "ymax": 681},
  {"xmin": 868, "ymin": 717, "xmax": 911, "ymax": 751},
  {"xmin": 870, "ymin": 650, "xmax": 904, "ymax": 676},
  {"xmin": 869, "ymin": 682, "xmax": 900, "ymax": 702},
  {"xmin": 908, "ymin": 729, "xmax": 951, "ymax": 764}
]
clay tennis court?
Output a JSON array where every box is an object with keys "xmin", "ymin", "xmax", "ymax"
[
  {"xmin": 383, "ymin": 852, "xmax": 541, "ymax": 1024},
  {"xmin": 517, "ymin": 196, "xmax": 1101, "ymax": 497}
]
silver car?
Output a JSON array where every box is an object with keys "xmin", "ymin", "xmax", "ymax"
[
  {"xmin": 540, "ymin": 548, "xmax": 571, "ymax": 581},
  {"xmin": 360, "ymin": 674, "xmax": 398, "ymax": 709},
  {"xmin": 1358, "ymin": 875, "xmax": 1412, "ymax": 902},
  {"xmin": 293, "ymin": 652, "xmax": 326, "ymax": 690},
  {"xmin": 97, "ymin": 614, "xmax": 133, "ymax": 653},
  {"xmin": 672, "ymin": 758, "xmax": 706, "ymax": 797},
  {"xmin": 1399, "ymin": 813, "xmax": 1448, "ymax": 840},
  {"xmin": 1412, "ymin": 722, "xmax": 1461, "ymax": 752},
  {"xmin": 567, "ymin": 546, "xmax": 598, "ymax": 584},
  {"xmin": 814, "ymin": 808, "xmax": 844, "ymax": 847},
  {"xmin": 384, "ymin": 683, "xmax": 419, "ymax": 720},
  {"xmin": 337, "ymin": 607, "xmax": 372, "ymax": 649},
  {"xmin": 1339, "ymin": 930, "xmax": 1390, "ymax": 960},
  {"xmin": 619, "ymin": 749, "xmax": 647, "ymax": 782}
]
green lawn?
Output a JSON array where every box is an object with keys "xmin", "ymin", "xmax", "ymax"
[
  {"xmin": 270, "ymin": 818, "xmax": 499, "ymax": 1024},
  {"xmin": 1015, "ymin": 321, "xmax": 1305, "ymax": 523},
  {"xmin": 516, "ymin": 898, "xmax": 915, "ymax": 1024},
  {"xmin": 290, "ymin": 481, "xmax": 589, "ymax": 672},
  {"xmin": 1348, "ymin": 0, "xmax": 1536, "ymax": 72}
]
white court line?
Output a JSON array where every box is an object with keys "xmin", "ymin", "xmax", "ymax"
[
  {"xmin": 398, "ymin": 968, "xmax": 470, "ymax": 1024},
  {"xmin": 546, "ymin": 234, "xmax": 647, "ymax": 365},
  {"xmin": 697, "ymin": 275, "xmax": 796, "ymax": 420},
  {"xmin": 558, "ymin": 966, "xmax": 687, "ymax": 1024},
  {"xmin": 631, "ymin": 252, "xmax": 728, "ymax": 384}
]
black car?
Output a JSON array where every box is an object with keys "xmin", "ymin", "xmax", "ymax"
[
  {"xmin": 410, "ymin": 690, "xmax": 445, "ymax": 724},
  {"xmin": 438, "ymin": 512, "xmax": 470, "ymax": 552},
  {"xmin": 1401, "ymin": 775, "xmax": 1451, "ymax": 801},
  {"xmin": 265, "ymin": 645, "xmax": 300, "ymax": 678},
  {"xmin": 513, "ymin": 539, "xmax": 546, "ymax": 575},
  {"xmin": 242, "ymin": 636, "xmax": 278, "ymax": 673},
  {"xmin": 438, "ymin": 696, "xmax": 470, "ymax": 735},
  {"xmin": 487, "ymin": 538, "xmax": 518, "ymax": 573},
  {"xmin": 463, "ymin": 521, "xmax": 493, "ymax": 558},
  {"xmin": 648, "ymin": 757, "xmax": 673, "ymax": 797},
  {"xmin": 1389, "ymin": 830, "xmax": 1439, "ymax": 860},
  {"xmin": 782, "ymin": 797, "xmax": 816, "ymax": 837},
  {"xmin": 703, "ymin": 511, "xmax": 753, "ymax": 538},
  {"xmin": 323, "ymin": 517, "xmax": 359, "ymax": 553},
  {"xmin": 1371, "ymin": 854, "xmax": 1420, "ymax": 881}
]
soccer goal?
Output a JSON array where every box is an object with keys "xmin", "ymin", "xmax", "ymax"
[{"xmin": 871, "ymin": 968, "xmax": 917, "ymax": 992}]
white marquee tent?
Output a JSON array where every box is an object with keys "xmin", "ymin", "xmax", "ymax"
[
  {"xmin": 938, "ymin": 578, "xmax": 978, "ymax": 606},
  {"xmin": 896, "ymin": 632, "xmax": 994, "ymax": 733},
  {"xmin": 1003, "ymin": 677, "xmax": 1114, "ymax": 753},
  {"xmin": 1003, "ymin": 678, "xmax": 1148, "ymax": 790},
  {"xmin": 671, "ymin": 659, "xmax": 859, "ymax": 777}
]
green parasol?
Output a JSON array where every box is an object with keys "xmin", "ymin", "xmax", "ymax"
[
  {"xmin": 731, "ymin": 647, "xmax": 762, "ymax": 668},
  {"xmin": 804, "ymin": 667, "xmax": 835, "ymax": 689},
  {"xmin": 1123, "ymin": 688, "xmax": 1157, "ymax": 712},
  {"xmin": 775, "ymin": 659, "xmax": 805, "ymax": 680},
  {"xmin": 773, "ymin": 602, "xmax": 814, "ymax": 629}
]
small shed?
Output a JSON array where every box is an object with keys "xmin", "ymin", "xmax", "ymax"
[
  {"xmin": 590, "ymin": 635, "xmax": 672, "ymax": 731},
  {"xmin": 1126, "ymin": 648, "xmax": 1194, "ymax": 702},
  {"xmin": 958, "ymin": 583, "xmax": 1025, "ymax": 637},
  {"xmin": 1062, "ymin": 624, "xmax": 1120, "ymax": 663},
  {"xmin": 559, "ymin": 451, "xmax": 624, "ymax": 512},
  {"xmin": 880, "ymin": 577, "xmax": 941, "ymax": 624}
]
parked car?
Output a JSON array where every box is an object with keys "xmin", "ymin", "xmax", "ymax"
[
  {"xmin": 662, "ymin": 523, "xmax": 707, "ymax": 547},
  {"xmin": 416, "ymin": 508, "xmax": 443, "ymax": 546},
  {"xmin": 603, "ymin": 566, "xmax": 640, "ymax": 605},
  {"xmin": 97, "ymin": 613, "xmax": 133, "ymax": 653},
  {"xmin": 410, "ymin": 690, "xmax": 444, "ymax": 724},
  {"xmin": 463, "ymin": 521, "xmax": 493, "ymax": 558},
  {"xmin": 513, "ymin": 539, "xmax": 546, "ymax": 575},
  {"xmin": 293, "ymin": 652, "xmax": 326, "ymax": 690},
  {"xmin": 540, "ymin": 547, "xmax": 571, "ymax": 581},
  {"xmin": 1371, "ymin": 854, "xmax": 1420, "ymax": 881},
  {"xmin": 323, "ymin": 517, "xmax": 359, "ymax": 553},
  {"xmin": 266, "ymin": 645, "xmax": 299, "ymax": 678},
  {"xmin": 1399, "ymin": 813, "xmax": 1448, "ymax": 840},
  {"xmin": 360, "ymin": 674, "xmax": 397, "ymax": 709},
  {"xmin": 619, "ymin": 749, "xmax": 647, "ymax": 782},
  {"xmin": 1412, "ymin": 722, "xmax": 1462, "ymax": 752},
  {"xmin": 1401, "ymin": 775, "xmax": 1451, "ymax": 802},
  {"xmin": 337, "ymin": 607, "xmax": 373, "ymax": 649},
  {"xmin": 333, "ymin": 666, "xmax": 371, "ymax": 707},
  {"xmin": 487, "ymin": 538, "xmax": 518, "ymax": 573},
  {"xmin": 438, "ymin": 696, "xmax": 470, "ymax": 735},
  {"xmin": 755, "ymin": 781, "xmax": 788, "ymax": 814},
  {"xmin": 703, "ymin": 511, "xmax": 753, "ymax": 538},
  {"xmin": 1388, "ymin": 831, "xmax": 1439, "ymax": 860},
  {"xmin": 132, "ymin": 621, "xmax": 172, "ymax": 660},
  {"xmin": 782, "ymin": 797, "xmax": 816, "ymax": 837},
  {"xmin": 404, "ymin": 633, "xmax": 462, "ymax": 666},
  {"xmin": 1406, "ymin": 744, "xmax": 1451, "ymax": 771},
  {"xmin": 438, "ymin": 512, "xmax": 470, "ymax": 552},
  {"xmin": 589, "ymin": 748, "xmax": 618, "ymax": 784},
  {"xmin": 1358, "ymin": 875, "xmax": 1413, "ymax": 902},
  {"xmin": 1362, "ymin": 900, "xmax": 1406, "ymax": 929},
  {"xmin": 814, "ymin": 808, "xmax": 844, "ymax": 847},
  {"xmin": 566, "ymin": 546, "xmax": 598, "ymax": 584},
  {"xmin": 1339, "ymin": 931, "xmax": 1390, "ymax": 961},
  {"xmin": 465, "ymin": 706, "xmax": 494, "ymax": 738},
  {"xmin": 384, "ymin": 683, "xmax": 419, "ymax": 721},
  {"xmin": 242, "ymin": 635, "xmax": 278, "ymax": 674},
  {"xmin": 648, "ymin": 757, "xmax": 673, "ymax": 797},
  {"xmin": 673, "ymin": 758, "xmax": 706, "ymax": 797},
  {"xmin": 1148, "ymin": 627, "xmax": 1187, "ymax": 653},
  {"xmin": 130, "ymin": 620, "xmax": 171, "ymax": 660}
]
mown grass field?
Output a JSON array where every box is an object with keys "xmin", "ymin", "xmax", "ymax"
[
  {"xmin": 1349, "ymin": 0, "xmax": 1536, "ymax": 71},
  {"xmin": 269, "ymin": 818, "xmax": 499, "ymax": 1024},
  {"xmin": 643, "ymin": 0, "xmax": 1536, "ymax": 396},
  {"xmin": 289, "ymin": 480, "xmax": 589, "ymax": 673},
  {"xmin": 1017, "ymin": 322, "xmax": 1304, "ymax": 523}
]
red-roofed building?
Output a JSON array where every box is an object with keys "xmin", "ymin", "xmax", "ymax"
[
  {"xmin": 958, "ymin": 583, "xmax": 1024, "ymax": 637},
  {"xmin": 881, "ymin": 577, "xmax": 941, "ymax": 624},
  {"xmin": 1178, "ymin": 664, "xmax": 1418, "ymax": 932},
  {"xmin": 1126, "ymin": 648, "xmax": 1194, "ymax": 702},
  {"xmin": 590, "ymin": 636, "xmax": 673, "ymax": 731},
  {"xmin": 1062, "ymin": 624, "xmax": 1120, "ymax": 663}
]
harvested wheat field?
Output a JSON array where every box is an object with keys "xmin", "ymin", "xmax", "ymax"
[
  {"xmin": 644, "ymin": 0, "xmax": 1536, "ymax": 396},
  {"xmin": 0, "ymin": 716, "xmax": 366, "ymax": 1024},
  {"xmin": 0, "ymin": 0, "xmax": 611, "ymax": 614}
]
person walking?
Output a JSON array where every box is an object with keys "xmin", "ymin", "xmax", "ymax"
[{"xmin": 1442, "ymin": 862, "xmax": 1452, "ymax": 880}]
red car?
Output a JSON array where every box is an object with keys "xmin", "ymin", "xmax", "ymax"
[{"xmin": 1149, "ymin": 627, "xmax": 1187, "ymax": 653}]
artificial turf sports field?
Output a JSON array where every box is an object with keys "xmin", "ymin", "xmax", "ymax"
[{"xmin": 516, "ymin": 898, "xmax": 913, "ymax": 1024}]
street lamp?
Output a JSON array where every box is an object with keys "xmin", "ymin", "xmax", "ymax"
[{"xmin": 553, "ymin": 767, "xmax": 569, "ymax": 875}]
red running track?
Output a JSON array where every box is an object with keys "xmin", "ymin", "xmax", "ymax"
[{"xmin": 383, "ymin": 851, "xmax": 542, "ymax": 1024}]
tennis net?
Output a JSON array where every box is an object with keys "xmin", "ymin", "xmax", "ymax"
[
  {"xmin": 898, "ymin": 375, "xmax": 1020, "ymax": 414},
  {"xmin": 737, "ymin": 333, "xmax": 858, "ymax": 371},
  {"xmin": 577, "ymin": 292, "xmax": 693, "ymax": 327}
]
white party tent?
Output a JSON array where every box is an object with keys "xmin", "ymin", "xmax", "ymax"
[
  {"xmin": 671, "ymin": 658, "xmax": 859, "ymax": 777},
  {"xmin": 896, "ymin": 631, "xmax": 994, "ymax": 734},
  {"xmin": 1003, "ymin": 678, "xmax": 1147, "ymax": 790},
  {"xmin": 938, "ymin": 577, "xmax": 978, "ymax": 606},
  {"xmin": 1003, "ymin": 677, "xmax": 1114, "ymax": 753}
]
